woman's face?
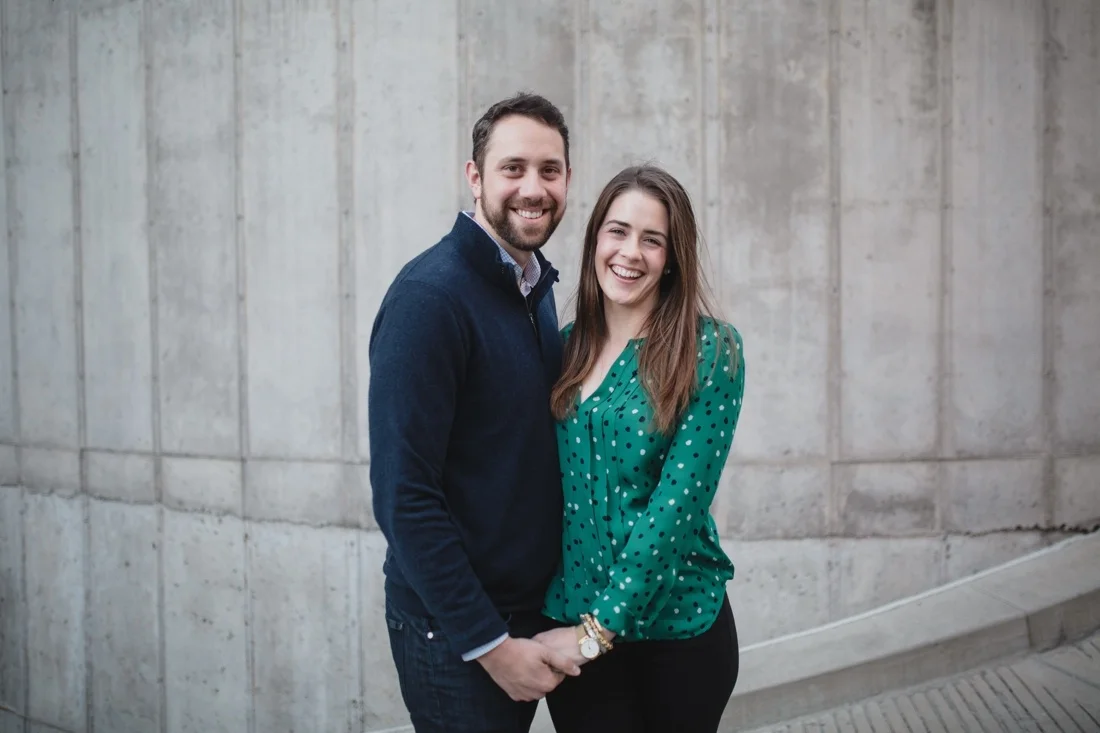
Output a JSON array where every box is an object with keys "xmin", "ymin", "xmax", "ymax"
[{"xmin": 593, "ymin": 189, "xmax": 669, "ymax": 315}]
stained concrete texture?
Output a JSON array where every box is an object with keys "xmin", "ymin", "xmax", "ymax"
[{"xmin": 0, "ymin": 0, "xmax": 1097, "ymax": 731}]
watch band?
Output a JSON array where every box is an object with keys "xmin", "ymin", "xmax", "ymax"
[{"xmin": 580, "ymin": 613, "xmax": 613, "ymax": 653}]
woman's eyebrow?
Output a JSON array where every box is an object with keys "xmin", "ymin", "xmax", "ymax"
[{"xmin": 605, "ymin": 219, "xmax": 667, "ymax": 239}]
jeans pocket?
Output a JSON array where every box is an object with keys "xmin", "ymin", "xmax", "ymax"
[
  {"xmin": 385, "ymin": 603, "xmax": 410, "ymax": 700},
  {"xmin": 384, "ymin": 599, "xmax": 406, "ymax": 632}
]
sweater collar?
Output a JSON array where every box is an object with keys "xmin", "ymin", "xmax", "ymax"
[{"xmin": 448, "ymin": 212, "xmax": 558, "ymax": 295}]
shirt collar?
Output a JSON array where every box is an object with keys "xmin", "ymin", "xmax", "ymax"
[{"xmin": 462, "ymin": 211, "xmax": 541, "ymax": 294}]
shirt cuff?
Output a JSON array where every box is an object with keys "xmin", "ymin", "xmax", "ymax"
[{"xmin": 461, "ymin": 632, "xmax": 509, "ymax": 662}]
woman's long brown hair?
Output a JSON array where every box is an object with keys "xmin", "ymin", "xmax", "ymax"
[{"xmin": 550, "ymin": 165, "xmax": 735, "ymax": 434}]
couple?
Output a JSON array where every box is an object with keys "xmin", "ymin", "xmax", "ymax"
[{"xmin": 368, "ymin": 92, "xmax": 745, "ymax": 733}]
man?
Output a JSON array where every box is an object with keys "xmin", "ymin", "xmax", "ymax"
[{"xmin": 368, "ymin": 92, "xmax": 578, "ymax": 733}]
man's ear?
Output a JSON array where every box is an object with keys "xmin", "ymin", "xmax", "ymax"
[{"xmin": 465, "ymin": 160, "xmax": 482, "ymax": 200}]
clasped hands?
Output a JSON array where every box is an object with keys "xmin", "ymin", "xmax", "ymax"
[{"xmin": 476, "ymin": 626, "xmax": 596, "ymax": 702}]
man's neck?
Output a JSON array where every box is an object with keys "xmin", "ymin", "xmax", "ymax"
[{"xmin": 471, "ymin": 207, "xmax": 532, "ymax": 267}]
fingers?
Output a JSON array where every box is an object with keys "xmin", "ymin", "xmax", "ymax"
[{"xmin": 543, "ymin": 646, "xmax": 581, "ymax": 677}]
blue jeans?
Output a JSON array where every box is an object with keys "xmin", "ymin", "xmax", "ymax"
[{"xmin": 385, "ymin": 598, "xmax": 555, "ymax": 733}]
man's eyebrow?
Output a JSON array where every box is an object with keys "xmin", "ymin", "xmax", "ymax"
[
  {"xmin": 605, "ymin": 219, "xmax": 667, "ymax": 239},
  {"xmin": 498, "ymin": 155, "xmax": 565, "ymax": 168}
]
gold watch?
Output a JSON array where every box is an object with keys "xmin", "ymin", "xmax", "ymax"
[{"xmin": 575, "ymin": 623, "xmax": 602, "ymax": 660}]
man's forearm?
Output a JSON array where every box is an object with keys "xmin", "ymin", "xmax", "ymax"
[{"xmin": 376, "ymin": 493, "xmax": 509, "ymax": 653}]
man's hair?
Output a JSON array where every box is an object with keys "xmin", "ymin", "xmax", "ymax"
[{"xmin": 471, "ymin": 92, "xmax": 570, "ymax": 172}]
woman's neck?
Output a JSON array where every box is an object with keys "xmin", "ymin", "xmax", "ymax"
[{"xmin": 603, "ymin": 298, "xmax": 656, "ymax": 346}]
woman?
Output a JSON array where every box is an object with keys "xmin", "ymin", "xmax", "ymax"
[{"xmin": 535, "ymin": 165, "xmax": 745, "ymax": 732}]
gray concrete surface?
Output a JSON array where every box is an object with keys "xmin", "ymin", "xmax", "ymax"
[
  {"xmin": 744, "ymin": 630, "xmax": 1100, "ymax": 733},
  {"xmin": 0, "ymin": 1, "xmax": 1097, "ymax": 731},
  {"xmin": 720, "ymin": 532, "xmax": 1100, "ymax": 731}
]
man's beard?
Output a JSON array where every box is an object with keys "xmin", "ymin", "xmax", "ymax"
[{"xmin": 483, "ymin": 195, "xmax": 564, "ymax": 253}]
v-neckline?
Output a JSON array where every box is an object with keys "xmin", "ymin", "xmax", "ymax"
[{"xmin": 578, "ymin": 339, "xmax": 642, "ymax": 405}]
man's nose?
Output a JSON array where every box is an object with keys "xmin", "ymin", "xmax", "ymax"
[{"xmin": 518, "ymin": 171, "xmax": 545, "ymax": 200}]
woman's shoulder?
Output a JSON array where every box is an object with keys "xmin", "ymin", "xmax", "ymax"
[
  {"xmin": 561, "ymin": 321, "xmax": 576, "ymax": 342},
  {"xmin": 696, "ymin": 315, "xmax": 742, "ymax": 353},
  {"xmin": 695, "ymin": 315, "xmax": 743, "ymax": 382}
]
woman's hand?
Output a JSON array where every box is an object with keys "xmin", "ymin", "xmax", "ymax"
[{"xmin": 533, "ymin": 626, "xmax": 592, "ymax": 669}]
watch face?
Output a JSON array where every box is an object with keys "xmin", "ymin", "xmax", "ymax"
[{"xmin": 580, "ymin": 636, "xmax": 601, "ymax": 659}]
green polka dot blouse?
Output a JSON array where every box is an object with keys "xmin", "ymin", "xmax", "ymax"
[{"xmin": 542, "ymin": 316, "xmax": 745, "ymax": 641}]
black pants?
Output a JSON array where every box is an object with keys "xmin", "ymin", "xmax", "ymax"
[{"xmin": 545, "ymin": 595, "xmax": 739, "ymax": 733}]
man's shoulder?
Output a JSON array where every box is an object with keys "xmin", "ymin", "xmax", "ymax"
[{"xmin": 385, "ymin": 237, "xmax": 473, "ymax": 299}]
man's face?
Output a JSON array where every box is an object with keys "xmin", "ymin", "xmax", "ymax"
[{"xmin": 466, "ymin": 115, "xmax": 570, "ymax": 258}]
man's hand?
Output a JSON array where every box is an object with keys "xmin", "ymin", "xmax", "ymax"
[
  {"xmin": 476, "ymin": 636, "xmax": 581, "ymax": 701},
  {"xmin": 531, "ymin": 626, "xmax": 592, "ymax": 670}
]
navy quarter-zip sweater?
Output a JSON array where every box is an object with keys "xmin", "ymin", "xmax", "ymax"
[{"xmin": 368, "ymin": 212, "xmax": 564, "ymax": 656}]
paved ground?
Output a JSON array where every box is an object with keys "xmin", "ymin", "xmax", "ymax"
[{"xmin": 746, "ymin": 631, "xmax": 1100, "ymax": 733}]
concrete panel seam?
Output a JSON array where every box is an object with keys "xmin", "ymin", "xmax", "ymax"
[
  {"xmin": 937, "ymin": 0, "xmax": 955, "ymax": 461},
  {"xmin": 230, "ymin": 2, "xmax": 256, "ymax": 731},
  {"xmin": 141, "ymin": 0, "xmax": 162, "ymax": 505},
  {"xmin": 169, "ymin": 449, "xmax": 367, "ymax": 466},
  {"xmin": 69, "ymin": 6, "xmax": 94, "ymax": 730},
  {"xmin": 336, "ymin": 0, "xmax": 358, "ymax": 464},
  {"xmin": 700, "ymin": 0, "xmax": 719, "ymax": 299},
  {"xmin": 934, "ymin": 462, "xmax": 945, "ymax": 542},
  {"xmin": 14, "ymin": 487, "xmax": 1092, "ymax": 538},
  {"xmin": 831, "ymin": 454, "xmax": 1052, "ymax": 467},
  {"xmin": 1040, "ymin": 0, "xmax": 1057, "ymax": 531},
  {"xmin": 243, "ymin": 519, "xmax": 257, "ymax": 733},
  {"xmin": 826, "ymin": 536, "xmax": 840, "ymax": 625},
  {"xmin": 82, "ymin": 492, "xmax": 93, "ymax": 733},
  {"xmin": 0, "ymin": 709, "xmax": 70, "ymax": 733},
  {"xmin": 6, "ymin": 443, "xmax": 370, "ymax": 468},
  {"xmin": 575, "ymin": 0, "xmax": 590, "ymax": 220},
  {"xmin": 455, "ymin": 0, "xmax": 468, "ymax": 213},
  {"xmin": 826, "ymin": 0, "xmax": 841, "ymax": 539},
  {"xmin": 68, "ymin": 5, "xmax": 86, "ymax": 487},
  {"xmin": 154, "ymin": 502, "xmax": 166, "ymax": 733},
  {"xmin": 357, "ymin": 488, "xmax": 366, "ymax": 730},
  {"xmin": 0, "ymin": 0, "xmax": 20, "ymax": 487},
  {"xmin": 335, "ymin": 4, "xmax": 366, "ymax": 722},
  {"xmin": 937, "ymin": 0, "xmax": 955, "ymax": 540},
  {"xmin": 233, "ymin": 0, "xmax": 249, "ymax": 467},
  {"xmin": 140, "ymin": 2, "xmax": 167, "ymax": 730},
  {"xmin": 20, "ymin": 488, "xmax": 29, "ymax": 730}
]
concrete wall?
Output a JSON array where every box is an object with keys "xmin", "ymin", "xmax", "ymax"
[{"xmin": 0, "ymin": 0, "xmax": 1097, "ymax": 731}]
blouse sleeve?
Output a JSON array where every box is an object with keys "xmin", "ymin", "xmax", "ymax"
[{"xmin": 591, "ymin": 322, "xmax": 745, "ymax": 638}]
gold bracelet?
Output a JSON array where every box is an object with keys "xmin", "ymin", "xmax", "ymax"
[
  {"xmin": 580, "ymin": 616, "xmax": 604, "ymax": 652},
  {"xmin": 587, "ymin": 614, "xmax": 612, "ymax": 644},
  {"xmin": 581, "ymin": 613, "xmax": 613, "ymax": 652}
]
